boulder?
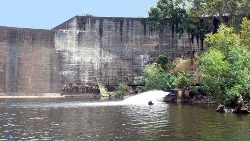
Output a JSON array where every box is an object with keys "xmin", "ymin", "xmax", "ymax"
[
  {"xmin": 216, "ymin": 104, "xmax": 227, "ymax": 113},
  {"xmin": 233, "ymin": 107, "xmax": 250, "ymax": 114}
]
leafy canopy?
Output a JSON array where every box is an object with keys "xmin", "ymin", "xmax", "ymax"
[
  {"xmin": 148, "ymin": 0, "xmax": 188, "ymax": 36},
  {"xmin": 205, "ymin": 24, "xmax": 240, "ymax": 54},
  {"xmin": 241, "ymin": 17, "xmax": 250, "ymax": 48},
  {"xmin": 188, "ymin": 0, "xmax": 250, "ymax": 18},
  {"xmin": 200, "ymin": 22, "xmax": 250, "ymax": 103}
]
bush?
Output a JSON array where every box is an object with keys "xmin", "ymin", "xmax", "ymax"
[
  {"xmin": 199, "ymin": 24, "xmax": 250, "ymax": 104},
  {"xmin": 116, "ymin": 83, "xmax": 128, "ymax": 98},
  {"xmin": 133, "ymin": 76, "xmax": 145, "ymax": 86},
  {"xmin": 143, "ymin": 63, "xmax": 176, "ymax": 91},
  {"xmin": 155, "ymin": 54, "xmax": 174, "ymax": 72},
  {"xmin": 175, "ymin": 71, "xmax": 194, "ymax": 90}
]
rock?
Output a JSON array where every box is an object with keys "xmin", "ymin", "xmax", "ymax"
[
  {"xmin": 191, "ymin": 94, "xmax": 214, "ymax": 105},
  {"xmin": 164, "ymin": 93, "xmax": 176, "ymax": 103},
  {"xmin": 148, "ymin": 101, "xmax": 154, "ymax": 105},
  {"xmin": 216, "ymin": 104, "xmax": 227, "ymax": 113},
  {"xmin": 241, "ymin": 109, "xmax": 250, "ymax": 114},
  {"xmin": 233, "ymin": 107, "xmax": 250, "ymax": 114},
  {"xmin": 189, "ymin": 91, "xmax": 196, "ymax": 99}
]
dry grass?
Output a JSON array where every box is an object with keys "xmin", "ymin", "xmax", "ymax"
[
  {"xmin": 172, "ymin": 57, "xmax": 201, "ymax": 84},
  {"xmin": 172, "ymin": 57, "xmax": 196, "ymax": 73},
  {"xmin": 98, "ymin": 83, "xmax": 109, "ymax": 97}
]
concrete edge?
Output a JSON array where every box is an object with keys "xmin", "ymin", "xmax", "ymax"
[{"xmin": 0, "ymin": 93, "xmax": 65, "ymax": 99}]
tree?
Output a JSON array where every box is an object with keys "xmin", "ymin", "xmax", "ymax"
[
  {"xmin": 205, "ymin": 24, "xmax": 240, "ymax": 54},
  {"xmin": 199, "ymin": 24, "xmax": 250, "ymax": 104},
  {"xmin": 241, "ymin": 17, "xmax": 250, "ymax": 48},
  {"xmin": 199, "ymin": 48, "xmax": 230, "ymax": 102},
  {"xmin": 149, "ymin": 0, "xmax": 206, "ymax": 61},
  {"xmin": 226, "ymin": 47, "xmax": 250, "ymax": 103},
  {"xmin": 188, "ymin": 0, "xmax": 250, "ymax": 29},
  {"xmin": 149, "ymin": 0, "xmax": 188, "ymax": 32},
  {"xmin": 148, "ymin": 0, "xmax": 188, "ymax": 52}
]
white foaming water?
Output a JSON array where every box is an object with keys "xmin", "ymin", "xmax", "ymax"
[
  {"xmin": 77, "ymin": 90, "xmax": 169, "ymax": 106},
  {"xmin": 122, "ymin": 90, "xmax": 169, "ymax": 105},
  {"xmin": 11, "ymin": 90, "xmax": 169, "ymax": 108}
]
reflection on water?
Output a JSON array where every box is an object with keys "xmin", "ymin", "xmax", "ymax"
[{"xmin": 0, "ymin": 97, "xmax": 250, "ymax": 140}]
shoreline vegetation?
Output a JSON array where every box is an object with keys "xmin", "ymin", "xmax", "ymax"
[{"xmin": 110, "ymin": 0, "xmax": 250, "ymax": 114}]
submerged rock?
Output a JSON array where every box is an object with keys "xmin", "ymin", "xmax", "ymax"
[
  {"xmin": 233, "ymin": 107, "xmax": 250, "ymax": 114},
  {"xmin": 148, "ymin": 101, "xmax": 154, "ymax": 105},
  {"xmin": 216, "ymin": 104, "xmax": 250, "ymax": 114}
]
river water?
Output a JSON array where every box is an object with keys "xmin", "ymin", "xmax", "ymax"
[{"xmin": 0, "ymin": 91, "xmax": 250, "ymax": 141}]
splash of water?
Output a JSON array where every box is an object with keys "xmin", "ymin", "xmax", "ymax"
[
  {"xmin": 78, "ymin": 90, "xmax": 169, "ymax": 106},
  {"xmin": 9, "ymin": 90, "xmax": 169, "ymax": 108},
  {"xmin": 122, "ymin": 90, "xmax": 169, "ymax": 105}
]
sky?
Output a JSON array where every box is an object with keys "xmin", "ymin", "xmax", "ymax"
[{"xmin": 0, "ymin": 0, "xmax": 157, "ymax": 29}]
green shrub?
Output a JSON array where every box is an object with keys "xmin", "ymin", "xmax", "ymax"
[
  {"xmin": 133, "ymin": 76, "xmax": 145, "ymax": 86},
  {"xmin": 143, "ymin": 63, "xmax": 176, "ymax": 91},
  {"xmin": 155, "ymin": 54, "xmax": 174, "ymax": 73},
  {"xmin": 200, "ymin": 24, "xmax": 250, "ymax": 104},
  {"xmin": 175, "ymin": 71, "xmax": 194, "ymax": 90},
  {"xmin": 241, "ymin": 17, "xmax": 250, "ymax": 48},
  {"xmin": 116, "ymin": 83, "xmax": 128, "ymax": 98}
]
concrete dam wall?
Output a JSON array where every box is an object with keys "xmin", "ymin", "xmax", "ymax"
[
  {"xmin": 0, "ymin": 16, "xmax": 204, "ymax": 96},
  {"xmin": 0, "ymin": 27, "xmax": 60, "ymax": 95},
  {"xmin": 53, "ymin": 16, "xmax": 203, "ymax": 86}
]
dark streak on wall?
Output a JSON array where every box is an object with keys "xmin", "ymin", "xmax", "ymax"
[
  {"xmin": 0, "ymin": 15, "xmax": 210, "ymax": 96},
  {"xmin": 53, "ymin": 16, "xmax": 205, "ymax": 88}
]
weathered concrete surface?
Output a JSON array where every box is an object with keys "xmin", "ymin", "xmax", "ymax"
[
  {"xmin": 0, "ymin": 16, "xmax": 204, "ymax": 96},
  {"xmin": 0, "ymin": 26, "xmax": 60, "ymax": 95},
  {"xmin": 53, "ymin": 16, "xmax": 203, "ymax": 86}
]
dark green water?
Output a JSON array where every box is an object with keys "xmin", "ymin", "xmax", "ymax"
[{"xmin": 0, "ymin": 99, "xmax": 250, "ymax": 141}]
